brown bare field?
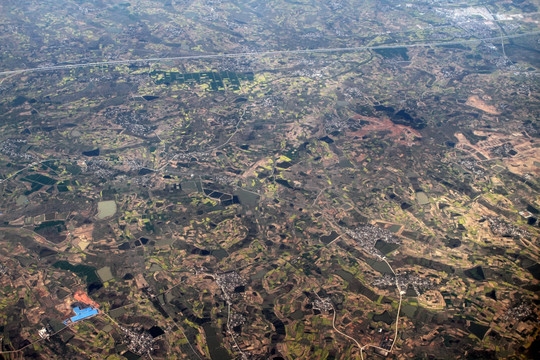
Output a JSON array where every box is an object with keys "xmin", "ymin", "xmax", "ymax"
[
  {"xmin": 74, "ymin": 290, "xmax": 100, "ymax": 308},
  {"xmin": 466, "ymin": 95, "xmax": 500, "ymax": 115},
  {"xmin": 350, "ymin": 114, "xmax": 422, "ymax": 145}
]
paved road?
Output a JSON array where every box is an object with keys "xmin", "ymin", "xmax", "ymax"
[{"xmin": 0, "ymin": 31, "xmax": 538, "ymax": 76}]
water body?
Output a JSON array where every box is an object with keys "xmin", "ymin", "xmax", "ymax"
[
  {"xmin": 34, "ymin": 220, "xmax": 67, "ymax": 243},
  {"xmin": 82, "ymin": 148, "xmax": 100, "ymax": 157},
  {"xmin": 138, "ymin": 168, "xmax": 154, "ymax": 175},
  {"xmin": 190, "ymin": 247, "xmax": 228, "ymax": 260},
  {"xmin": 148, "ymin": 326, "xmax": 165, "ymax": 338},
  {"xmin": 274, "ymin": 178, "xmax": 294, "ymax": 189},
  {"xmin": 262, "ymin": 308, "xmax": 286, "ymax": 342},
  {"xmin": 392, "ymin": 110, "xmax": 425, "ymax": 129},
  {"xmin": 319, "ymin": 136, "xmax": 334, "ymax": 144},
  {"xmin": 364, "ymin": 257, "xmax": 393, "ymax": 275},
  {"xmin": 290, "ymin": 309, "xmax": 305, "ymax": 320},
  {"xmin": 201, "ymin": 323, "xmax": 231, "ymax": 360},
  {"xmin": 320, "ymin": 231, "xmax": 339, "ymax": 244},
  {"xmin": 97, "ymin": 266, "xmax": 113, "ymax": 282},
  {"xmin": 374, "ymin": 240, "xmax": 400, "ymax": 255},
  {"xmin": 400, "ymin": 256, "xmax": 455, "ymax": 274},
  {"xmin": 53, "ymin": 261, "xmax": 102, "ymax": 293},
  {"xmin": 374, "ymin": 47, "xmax": 409, "ymax": 60},
  {"xmin": 416, "ymin": 192, "xmax": 429, "ymax": 205},
  {"xmin": 97, "ymin": 200, "xmax": 117, "ymax": 219},
  {"xmin": 335, "ymin": 269, "xmax": 379, "ymax": 301},
  {"xmin": 234, "ymin": 188, "xmax": 259, "ymax": 207},
  {"xmin": 444, "ymin": 238, "xmax": 461, "ymax": 248},
  {"xmin": 469, "ymin": 322, "xmax": 489, "ymax": 339},
  {"xmin": 372, "ymin": 310, "xmax": 393, "ymax": 325},
  {"xmin": 464, "ymin": 266, "xmax": 485, "ymax": 281},
  {"xmin": 401, "ymin": 303, "xmax": 418, "ymax": 318}
]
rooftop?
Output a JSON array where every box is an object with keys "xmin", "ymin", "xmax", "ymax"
[{"xmin": 63, "ymin": 306, "xmax": 99, "ymax": 325}]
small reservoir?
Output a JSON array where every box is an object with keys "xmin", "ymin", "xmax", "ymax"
[{"xmin": 97, "ymin": 200, "xmax": 117, "ymax": 219}]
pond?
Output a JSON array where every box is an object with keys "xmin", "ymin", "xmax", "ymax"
[
  {"xmin": 290, "ymin": 309, "xmax": 305, "ymax": 320},
  {"xmin": 526, "ymin": 263, "xmax": 540, "ymax": 280},
  {"xmin": 234, "ymin": 188, "xmax": 259, "ymax": 207},
  {"xmin": 319, "ymin": 136, "xmax": 334, "ymax": 144},
  {"xmin": 416, "ymin": 192, "xmax": 429, "ymax": 205},
  {"xmin": 34, "ymin": 220, "xmax": 67, "ymax": 243},
  {"xmin": 374, "ymin": 240, "xmax": 400, "ymax": 255},
  {"xmin": 190, "ymin": 247, "xmax": 228, "ymax": 260},
  {"xmin": 469, "ymin": 322, "xmax": 489, "ymax": 339},
  {"xmin": 202, "ymin": 323, "xmax": 231, "ymax": 360},
  {"xmin": 97, "ymin": 200, "xmax": 117, "ymax": 219},
  {"xmin": 211, "ymin": 248, "xmax": 228, "ymax": 260},
  {"xmin": 97, "ymin": 266, "xmax": 114, "ymax": 282},
  {"xmin": 464, "ymin": 266, "xmax": 485, "ymax": 281},
  {"xmin": 364, "ymin": 258, "xmax": 393, "ymax": 275},
  {"xmin": 148, "ymin": 326, "xmax": 165, "ymax": 338},
  {"xmin": 374, "ymin": 47, "xmax": 409, "ymax": 60},
  {"xmin": 320, "ymin": 231, "xmax": 339, "ymax": 245},
  {"xmin": 391, "ymin": 110, "xmax": 426, "ymax": 129},
  {"xmin": 53, "ymin": 261, "xmax": 102, "ymax": 293},
  {"xmin": 82, "ymin": 148, "xmax": 100, "ymax": 157},
  {"xmin": 275, "ymin": 179, "xmax": 294, "ymax": 189},
  {"xmin": 335, "ymin": 269, "xmax": 379, "ymax": 301},
  {"xmin": 262, "ymin": 307, "xmax": 286, "ymax": 343},
  {"xmin": 401, "ymin": 303, "xmax": 417, "ymax": 318},
  {"xmin": 372, "ymin": 310, "xmax": 393, "ymax": 325}
]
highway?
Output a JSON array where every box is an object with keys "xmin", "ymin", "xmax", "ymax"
[{"xmin": 0, "ymin": 31, "xmax": 538, "ymax": 77}]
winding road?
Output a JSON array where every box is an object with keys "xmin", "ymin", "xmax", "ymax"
[{"xmin": 328, "ymin": 251, "xmax": 404, "ymax": 360}]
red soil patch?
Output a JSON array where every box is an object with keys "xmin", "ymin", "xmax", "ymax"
[
  {"xmin": 74, "ymin": 290, "xmax": 100, "ymax": 308},
  {"xmin": 349, "ymin": 115, "xmax": 422, "ymax": 145}
]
